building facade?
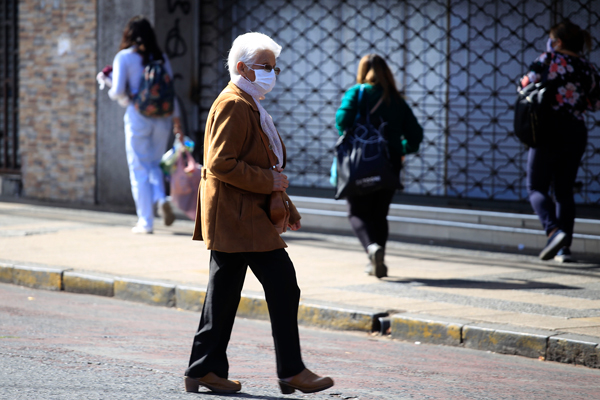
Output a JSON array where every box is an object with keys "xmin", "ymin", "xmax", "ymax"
[
  {"xmin": 1, "ymin": 0, "xmax": 198, "ymax": 208},
  {"xmin": 3, "ymin": 0, "xmax": 600, "ymax": 214}
]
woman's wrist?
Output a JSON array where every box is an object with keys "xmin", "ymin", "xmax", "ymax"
[{"xmin": 172, "ymin": 117, "xmax": 182, "ymax": 134}]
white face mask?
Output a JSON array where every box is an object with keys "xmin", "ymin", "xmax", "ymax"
[
  {"xmin": 546, "ymin": 37, "xmax": 555, "ymax": 52},
  {"xmin": 245, "ymin": 65, "xmax": 276, "ymax": 95}
]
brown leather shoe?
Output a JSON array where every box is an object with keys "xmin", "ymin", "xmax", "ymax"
[
  {"xmin": 184, "ymin": 372, "xmax": 241, "ymax": 393},
  {"xmin": 278, "ymin": 368, "xmax": 334, "ymax": 394}
]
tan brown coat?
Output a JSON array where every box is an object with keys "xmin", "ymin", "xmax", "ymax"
[{"xmin": 192, "ymin": 82, "xmax": 300, "ymax": 252}]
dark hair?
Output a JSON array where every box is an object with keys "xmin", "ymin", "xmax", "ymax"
[
  {"xmin": 550, "ymin": 20, "xmax": 592, "ymax": 54},
  {"xmin": 356, "ymin": 54, "xmax": 401, "ymax": 105},
  {"xmin": 119, "ymin": 16, "xmax": 164, "ymax": 65}
]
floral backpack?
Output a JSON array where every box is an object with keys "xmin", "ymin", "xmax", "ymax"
[{"xmin": 133, "ymin": 59, "xmax": 175, "ymax": 117}]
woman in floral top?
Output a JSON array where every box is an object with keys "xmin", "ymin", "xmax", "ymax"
[{"xmin": 520, "ymin": 20, "xmax": 600, "ymax": 262}]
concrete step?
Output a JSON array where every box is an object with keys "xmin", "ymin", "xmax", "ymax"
[
  {"xmin": 290, "ymin": 196, "xmax": 600, "ymax": 257},
  {"xmin": 0, "ymin": 175, "xmax": 21, "ymax": 197}
]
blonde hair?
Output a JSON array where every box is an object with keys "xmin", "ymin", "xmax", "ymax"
[
  {"xmin": 356, "ymin": 54, "xmax": 401, "ymax": 104},
  {"xmin": 227, "ymin": 32, "xmax": 282, "ymax": 78}
]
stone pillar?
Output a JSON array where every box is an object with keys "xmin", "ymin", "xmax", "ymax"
[{"xmin": 19, "ymin": 0, "xmax": 98, "ymax": 203}]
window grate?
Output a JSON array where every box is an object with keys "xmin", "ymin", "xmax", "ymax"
[{"xmin": 197, "ymin": 0, "xmax": 600, "ymax": 206}]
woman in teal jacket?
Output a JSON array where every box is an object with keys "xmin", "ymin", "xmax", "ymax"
[{"xmin": 335, "ymin": 54, "xmax": 423, "ymax": 278}]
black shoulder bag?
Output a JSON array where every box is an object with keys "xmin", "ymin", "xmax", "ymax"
[{"xmin": 513, "ymin": 56, "xmax": 555, "ymax": 148}]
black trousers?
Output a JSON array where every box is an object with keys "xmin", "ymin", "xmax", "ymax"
[
  {"xmin": 347, "ymin": 189, "xmax": 396, "ymax": 252},
  {"xmin": 185, "ymin": 248, "xmax": 305, "ymax": 379},
  {"xmin": 527, "ymin": 117, "xmax": 587, "ymax": 248}
]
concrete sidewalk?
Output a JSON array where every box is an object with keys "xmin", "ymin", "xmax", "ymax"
[{"xmin": 1, "ymin": 200, "xmax": 600, "ymax": 368}]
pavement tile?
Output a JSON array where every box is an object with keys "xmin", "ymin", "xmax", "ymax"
[
  {"xmin": 388, "ymin": 266, "xmax": 519, "ymax": 280},
  {"xmin": 302, "ymin": 291, "xmax": 419, "ymax": 311},
  {"xmin": 384, "ymin": 256, "xmax": 523, "ymax": 278},
  {"xmin": 561, "ymin": 317, "xmax": 600, "ymax": 327},
  {"xmin": 384, "ymin": 300, "xmax": 470, "ymax": 313},
  {"xmin": 420, "ymin": 311, "xmax": 600, "ymax": 331},
  {"xmin": 461, "ymin": 313, "xmax": 600, "ymax": 331},
  {"xmin": 422, "ymin": 306, "xmax": 515, "ymax": 319},
  {"xmin": 0, "ymin": 221, "xmax": 83, "ymax": 232},
  {"xmin": 416, "ymin": 286, "xmax": 600, "ymax": 310},
  {"xmin": 505, "ymin": 293, "xmax": 600, "ymax": 310},
  {"xmin": 301, "ymin": 290, "xmax": 385, "ymax": 304},
  {"xmin": 563, "ymin": 326, "xmax": 600, "ymax": 337}
]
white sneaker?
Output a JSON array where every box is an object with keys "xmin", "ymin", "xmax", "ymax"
[
  {"xmin": 367, "ymin": 243, "xmax": 387, "ymax": 278},
  {"xmin": 554, "ymin": 247, "xmax": 573, "ymax": 263},
  {"xmin": 131, "ymin": 224, "xmax": 153, "ymax": 234}
]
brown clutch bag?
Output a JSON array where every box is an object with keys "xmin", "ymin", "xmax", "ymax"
[{"xmin": 269, "ymin": 191, "xmax": 290, "ymax": 234}]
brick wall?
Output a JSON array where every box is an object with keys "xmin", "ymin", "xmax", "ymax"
[{"xmin": 19, "ymin": 0, "xmax": 97, "ymax": 203}]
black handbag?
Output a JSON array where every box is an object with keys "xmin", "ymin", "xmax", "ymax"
[
  {"xmin": 513, "ymin": 57, "xmax": 555, "ymax": 148},
  {"xmin": 335, "ymin": 85, "xmax": 400, "ymax": 199}
]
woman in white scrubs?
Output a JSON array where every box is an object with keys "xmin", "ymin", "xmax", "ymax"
[{"xmin": 109, "ymin": 16, "xmax": 181, "ymax": 234}]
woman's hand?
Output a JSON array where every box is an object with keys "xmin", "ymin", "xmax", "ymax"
[
  {"xmin": 271, "ymin": 167, "xmax": 289, "ymax": 192},
  {"xmin": 288, "ymin": 220, "xmax": 301, "ymax": 231}
]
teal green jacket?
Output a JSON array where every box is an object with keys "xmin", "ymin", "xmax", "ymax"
[{"xmin": 335, "ymin": 84, "xmax": 423, "ymax": 169}]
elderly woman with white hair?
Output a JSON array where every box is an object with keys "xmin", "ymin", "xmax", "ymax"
[{"xmin": 183, "ymin": 32, "xmax": 334, "ymax": 395}]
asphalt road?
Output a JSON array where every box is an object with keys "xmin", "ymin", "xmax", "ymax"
[{"xmin": 1, "ymin": 284, "xmax": 599, "ymax": 400}]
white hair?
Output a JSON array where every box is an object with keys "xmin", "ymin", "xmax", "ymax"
[{"xmin": 227, "ymin": 32, "xmax": 282, "ymax": 78}]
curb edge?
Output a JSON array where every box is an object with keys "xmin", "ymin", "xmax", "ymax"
[{"xmin": 1, "ymin": 263, "xmax": 599, "ymax": 369}]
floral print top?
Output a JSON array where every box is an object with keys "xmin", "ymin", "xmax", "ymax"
[{"xmin": 520, "ymin": 51, "xmax": 600, "ymax": 120}]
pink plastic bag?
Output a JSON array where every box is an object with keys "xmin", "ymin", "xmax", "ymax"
[{"xmin": 170, "ymin": 150, "xmax": 202, "ymax": 220}]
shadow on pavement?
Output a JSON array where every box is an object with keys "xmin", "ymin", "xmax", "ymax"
[{"xmin": 381, "ymin": 277, "xmax": 579, "ymax": 290}]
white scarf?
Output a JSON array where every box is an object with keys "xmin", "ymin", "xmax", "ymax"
[{"xmin": 231, "ymin": 75, "xmax": 284, "ymax": 167}]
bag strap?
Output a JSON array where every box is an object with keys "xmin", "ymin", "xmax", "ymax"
[
  {"xmin": 355, "ymin": 84, "xmax": 383, "ymax": 122},
  {"xmin": 356, "ymin": 84, "xmax": 366, "ymax": 122},
  {"xmin": 370, "ymin": 97, "xmax": 384, "ymax": 114},
  {"xmin": 181, "ymin": 148, "xmax": 197, "ymax": 173}
]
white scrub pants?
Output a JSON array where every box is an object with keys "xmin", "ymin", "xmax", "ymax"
[{"xmin": 124, "ymin": 106, "xmax": 172, "ymax": 230}]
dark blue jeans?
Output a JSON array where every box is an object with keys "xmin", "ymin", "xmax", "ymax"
[{"xmin": 527, "ymin": 117, "xmax": 587, "ymax": 247}]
